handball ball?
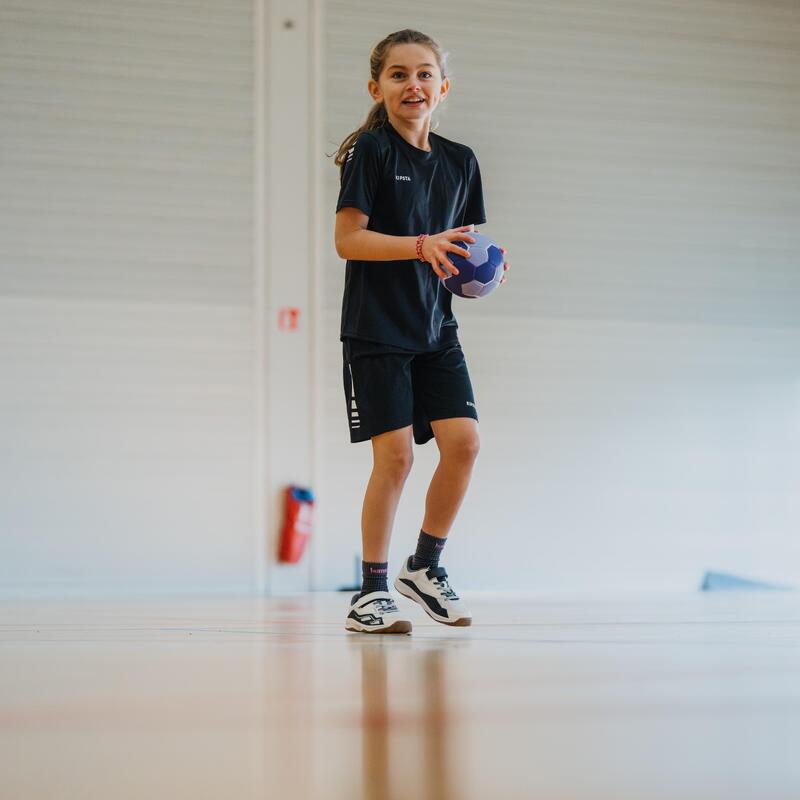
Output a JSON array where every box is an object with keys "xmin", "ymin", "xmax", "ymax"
[{"xmin": 442, "ymin": 232, "xmax": 504, "ymax": 299}]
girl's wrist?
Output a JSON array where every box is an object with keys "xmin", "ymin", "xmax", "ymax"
[{"xmin": 415, "ymin": 233, "xmax": 428, "ymax": 263}]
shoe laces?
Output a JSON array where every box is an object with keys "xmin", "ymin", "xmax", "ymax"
[
  {"xmin": 372, "ymin": 597, "xmax": 398, "ymax": 613},
  {"xmin": 436, "ymin": 579, "xmax": 458, "ymax": 600},
  {"xmin": 427, "ymin": 567, "xmax": 459, "ymax": 600}
]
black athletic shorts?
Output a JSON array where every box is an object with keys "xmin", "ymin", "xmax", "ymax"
[{"xmin": 342, "ymin": 337, "xmax": 479, "ymax": 445}]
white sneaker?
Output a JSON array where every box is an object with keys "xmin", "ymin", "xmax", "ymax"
[
  {"xmin": 394, "ymin": 556, "xmax": 472, "ymax": 627},
  {"xmin": 345, "ymin": 590, "xmax": 412, "ymax": 634}
]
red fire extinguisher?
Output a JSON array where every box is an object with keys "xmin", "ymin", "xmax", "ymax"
[{"xmin": 278, "ymin": 485, "xmax": 314, "ymax": 563}]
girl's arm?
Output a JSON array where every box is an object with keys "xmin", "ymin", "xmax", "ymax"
[
  {"xmin": 335, "ymin": 208, "xmax": 476, "ymax": 279},
  {"xmin": 335, "ymin": 208, "xmax": 417, "ymax": 261}
]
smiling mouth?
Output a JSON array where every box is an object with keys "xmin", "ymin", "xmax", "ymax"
[{"xmin": 402, "ymin": 98, "xmax": 425, "ymax": 105}]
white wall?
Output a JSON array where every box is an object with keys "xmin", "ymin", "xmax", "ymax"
[
  {"xmin": 0, "ymin": 0, "xmax": 259, "ymax": 594},
  {"xmin": 261, "ymin": 0, "xmax": 319, "ymax": 594},
  {"xmin": 1, "ymin": 1, "xmax": 797, "ymax": 597},
  {"xmin": 319, "ymin": 1, "xmax": 800, "ymax": 592}
]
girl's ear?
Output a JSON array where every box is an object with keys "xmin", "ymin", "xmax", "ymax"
[
  {"xmin": 438, "ymin": 77, "xmax": 450, "ymax": 102},
  {"xmin": 367, "ymin": 79, "xmax": 382, "ymax": 103}
]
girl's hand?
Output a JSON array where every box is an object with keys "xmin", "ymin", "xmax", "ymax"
[
  {"xmin": 421, "ymin": 224, "xmax": 477, "ymax": 280},
  {"xmin": 499, "ymin": 246, "xmax": 510, "ymax": 285}
]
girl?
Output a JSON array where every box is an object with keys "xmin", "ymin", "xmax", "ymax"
[{"xmin": 333, "ymin": 29, "xmax": 509, "ymax": 634}]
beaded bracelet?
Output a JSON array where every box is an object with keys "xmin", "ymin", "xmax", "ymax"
[{"xmin": 415, "ymin": 233, "xmax": 428, "ymax": 263}]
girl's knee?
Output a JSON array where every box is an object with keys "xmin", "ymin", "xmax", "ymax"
[
  {"xmin": 371, "ymin": 426, "xmax": 414, "ymax": 478},
  {"xmin": 374, "ymin": 449, "xmax": 414, "ymax": 480},
  {"xmin": 442, "ymin": 435, "xmax": 480, "ymax": 465}
]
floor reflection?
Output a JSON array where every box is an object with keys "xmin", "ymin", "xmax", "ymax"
[
  {"xmin": 5, "ymin": 595, "xmax": 799, "ymax": 799},
  {"xmin": 358, "ymin": 640, "xmax": 462, "ymax": 800}
]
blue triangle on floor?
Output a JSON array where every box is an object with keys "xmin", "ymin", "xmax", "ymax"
[{"xmin": 700, "ymin": 571, "xmax": 794, "ymax": 591}]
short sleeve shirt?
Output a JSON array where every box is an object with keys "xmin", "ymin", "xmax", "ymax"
[{"xmin": 336, "ymin": 120, "xmax": 487, "ymax": 352}]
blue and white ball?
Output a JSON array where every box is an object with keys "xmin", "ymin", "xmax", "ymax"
[{"xmin": 441, "ymin": 232, "xmax": 504, "ymax": 299}]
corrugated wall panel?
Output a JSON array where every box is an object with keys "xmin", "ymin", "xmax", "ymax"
[
  {"xmin": 321, "ymin": 1, "xmax": 800, "ymax": 591},
  {"xmin": 0, "ymin": 0, "xmax": 255, "ymax": 593}
]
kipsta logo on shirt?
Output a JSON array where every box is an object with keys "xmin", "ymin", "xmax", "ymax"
[{"xmin": 395, "ymin": 175, "xmax": 411, "ymax": 181}]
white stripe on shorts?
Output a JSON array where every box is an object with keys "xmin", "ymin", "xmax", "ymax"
[{"xmin": 348, "ymin": 362, "xmax": 360, "ymax": 428}]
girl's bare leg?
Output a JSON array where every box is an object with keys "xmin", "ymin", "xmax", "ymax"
[
  {"xmin": 361, "ymin": 425, "xmax": 414, "ymax": 562},
  {"xmin": 421, "ymin": 418, "xmax": 480, "ymax": 538}
]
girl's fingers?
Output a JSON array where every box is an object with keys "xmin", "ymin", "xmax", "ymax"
[{"xmin": 436, "ymin": 254, "xmax": 459, "ymax": 275}]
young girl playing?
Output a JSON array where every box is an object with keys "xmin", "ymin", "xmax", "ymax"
[{"xmin": 333, "ymin": 29, "xmax": 509, "ymax": 634}]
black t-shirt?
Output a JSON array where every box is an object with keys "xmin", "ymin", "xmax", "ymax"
[{"xmin": 336, "ymin": 120, "xmax": 487, "ymax": 352}]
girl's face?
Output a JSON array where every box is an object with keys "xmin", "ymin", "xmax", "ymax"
[{"xmin": 368, "ymin": 43, "xmax": 449, "ymax": 125}]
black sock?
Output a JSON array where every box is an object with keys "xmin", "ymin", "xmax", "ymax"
[
  {"xmin": 359, "ymin": 560, "xmax": 388, "ymax": 596},
  {"xmin": 411, "ymin": 529, "xmax": 446, "ymax": 570}
]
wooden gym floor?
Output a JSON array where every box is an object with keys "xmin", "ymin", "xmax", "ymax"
[{"xmin": 2, "ymin": 590, "xmax": 799, "ymax": 799}]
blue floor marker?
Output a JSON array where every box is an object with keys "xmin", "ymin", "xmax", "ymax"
[{"xmin": 701, "ymin": 571, "xmax": 794, "ymax": 591}]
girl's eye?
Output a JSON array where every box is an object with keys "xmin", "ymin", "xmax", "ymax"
[{"xmin": 391, "ymin": 71, "xmax": 432, "ymax": 79}]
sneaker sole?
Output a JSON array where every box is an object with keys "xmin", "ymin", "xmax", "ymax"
[
  {"xmin": 345, "ymin": 620, "xmax": 412, "ymax": 635},
  {"xmin": 394, "ymin": 580, "xmax": 472, "ymax": 627}
]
